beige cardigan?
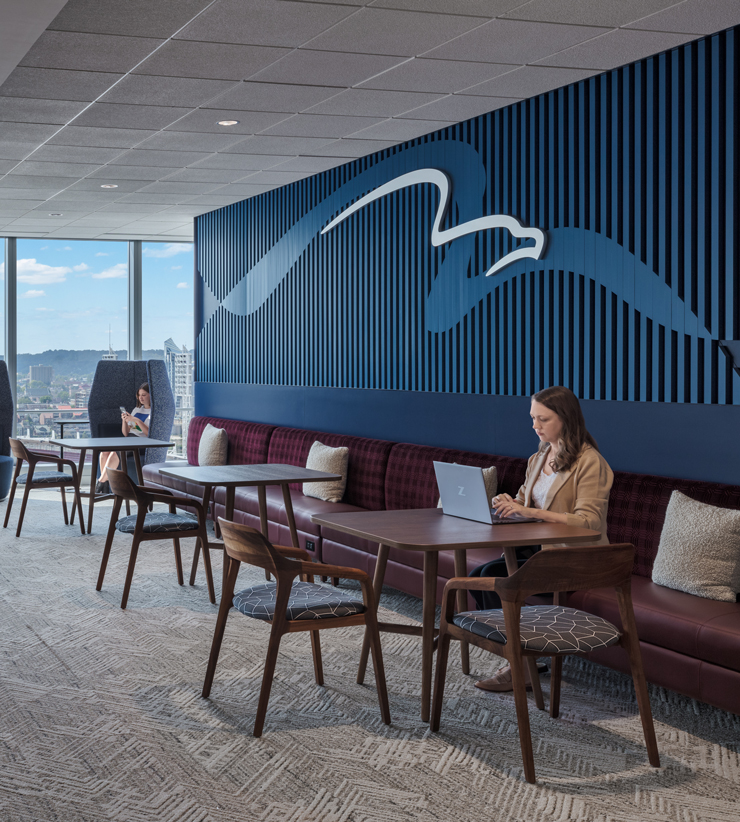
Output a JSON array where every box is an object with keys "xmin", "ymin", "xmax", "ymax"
[{"xmin": 515, "ymin": 444, "xmax": 614, "ymax": 546}]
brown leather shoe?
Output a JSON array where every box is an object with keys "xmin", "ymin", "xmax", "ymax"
[{"xmin": 474, "ymin": 663, "xmax": 546, "ymax": 692}]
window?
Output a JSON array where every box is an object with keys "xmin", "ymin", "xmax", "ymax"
[
  {"xmin": 141, "ymin": 242, "xmax": 194, "ymax": 457},
  {"xmin": 15, "ymin": 239, "xmax": 128, "ymax": 443}
]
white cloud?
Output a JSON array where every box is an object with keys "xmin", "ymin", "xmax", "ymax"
[
  {"xmin": 17, "ymin": 258, "xmax": 70, "ymax": 284},
  {"xmin": 62, "ymin": 246, "xmax": 72, "ymax": 251},
  {"xmin": 92, "ymin": 262, "xmax": 127, "ymax": 279},
  {"xmin": 95, "ymin": 252, "xmax": 109, "ymax": 256},
  {"xmin": 36, "ymin": 307, "xmax": 55, "ymax": 312},
  {"xmin": 73, "ymin": 263, "xmax": 89, "ymax": 272},
  {"xmin": 171, "ymin": 265, "xmax": 182, "ymax": 270},
  {"xmin": 142, "ymin": 242, "xmax": 193, "ymax": 259},
  {"xmin": 176, "ymin": 282, "xmax": 188, "ymax": 289},
  {"xmin": 40, "ymin": 246, "xmax": 48, "ymax": 250},
  {"xmin": 21, "ymin": 289, "xmax": 45, "ymax": 298}
]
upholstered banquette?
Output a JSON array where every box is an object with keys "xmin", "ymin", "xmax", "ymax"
[{"xmin": 143, "ymin": 416, "xmax": 740, "ymax": 716}]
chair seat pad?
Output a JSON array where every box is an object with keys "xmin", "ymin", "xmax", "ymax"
[
  {"xmin": 18, "ymin": 471, "xmax": 72, "ymax": 484},
  {"xmin": 115, "ymin": 512, "xmax": 200, "ymax": 533},
  {"xmin": 233, "ymin": 580, "xmax": 365, "ymax": 621},
  {"xmin": 453, "ymin": 605, "xmax": 622, "ymax": 654}
]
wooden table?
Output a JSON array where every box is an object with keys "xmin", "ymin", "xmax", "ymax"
[
  {"xmin": 157, "ymin": 463, "xmax": 343, "ymax": 587},
  {"xmin": 49, "ymin": 436, "xmax": 174, "ymax": 534},
  {"xmin": 311, "ymin": 508, "xmax": 601, "ymax": 721}
]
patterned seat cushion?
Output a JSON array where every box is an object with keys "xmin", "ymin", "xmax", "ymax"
[
  {"xmin": 18, "ymin": 471, "xmax": 73, "ymax": 484},
  {"xmin": 233, "ymin": 580, "xmax": 365, "ymax": 621},
  {"xmin": 453, "ymin": 605, "xmax": 621, "ymax": 654},
  {"xmin": 115, "ymin": 512, "xmax": 199, "ymax": 533}
]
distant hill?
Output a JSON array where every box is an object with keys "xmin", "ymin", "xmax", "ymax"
[{"xmin": 17, "ymin": 349, "xmax": 176, "ymax": 378}]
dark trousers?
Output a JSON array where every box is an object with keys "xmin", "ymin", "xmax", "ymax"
[{"xmin": 469, "ymin": 545, "xmax": 541, "ymax": 610}]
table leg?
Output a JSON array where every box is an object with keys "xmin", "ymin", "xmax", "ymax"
[
  {"xmin": 224, "ymin": 486, "xmax": 235, "ymax": 590},
  {"xmin": 453, "ymin": 548, "xmax": 470, "ymax": 675},
  {"xmin": 502, "ymin": 547, "xmax": 545, "ymax": 710},
  {"xmin": 281, "ymin": 483, "xmax": 300, "ymax": 548},
  {"xmin": 357, "ymin": 542, "xmax": 389, "ymax": 685},
  {"xmin": 86, "ymin": 449, "xmax": 96, "ymax": 534},
  {"xmin": 420, "ymin": 551, "xmax": 439, "ymax": 723},
  {"xmin": 132, "ymin": 448, "xmax": 144, "ymax": 485},
  {"xmin": 190, "ymin": 485, "xmax": 213, "ymax": 586},
  {"xmin": 257, "ymin": 485, "xmax": 268, "ymax": 538}
]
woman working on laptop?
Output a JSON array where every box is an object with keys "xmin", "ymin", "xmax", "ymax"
[{"xmin": 473, "ymin": 384, "xmax": 614, "ymax": 692}]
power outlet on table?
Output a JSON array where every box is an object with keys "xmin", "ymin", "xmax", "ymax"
[{"xmin": 305, "ymin": 540, "xmax": 315, "ymax": 552}]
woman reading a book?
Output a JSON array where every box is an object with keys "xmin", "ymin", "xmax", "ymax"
[{"xmin": 95, "ymin": 383, "xmax": 151, "ymax": 494}]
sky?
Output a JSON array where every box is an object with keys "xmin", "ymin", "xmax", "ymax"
[{"xmin": 0, "ymin": 239, "xmax": 194, "ymax": 355}]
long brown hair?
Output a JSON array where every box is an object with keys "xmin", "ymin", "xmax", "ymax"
[
  {"xmin": 136, "ymin": 383, "xmax": 150, "ymax": 409},
  {"xmin": 531, "ymin": 386, "xmax": 599, "ymax": 472}
]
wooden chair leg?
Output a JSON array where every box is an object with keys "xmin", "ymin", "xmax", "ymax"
[
  {"xmin": 3, "ymin": 479, "xmax": 18, "ymax": 528},
  {"xmin": 510, "ymin": 652, "xmax": 537, "ymax": 784},
  {"xmin": 548, "ymin": 656, "xmax": 562, "ymax": 717},
  {"xmin": 430, "ymin": 630, "xmax": 452, "ymax": 732},
  {"xmin": 253, "ymin": 622, "xmax": 284, "ymax": 738},
  {"xmin": 202, "ymin": 557, "xmax": 240, "ymax": 698},
  {"xmin": 97, "ymin": 499, "xmax": 121, "ymax": 591},
  {"xmin": 310, "ymin": 631, "xmax": 324, "ymax": 686},
  {"xmin": 120, "ymin": 536, "xmax": 142, "ymax": 609},
  {"xmin": 173, "ymin": 537, "xmax": 184, "ymax": 585},
  {"xmin": 74, "ymin": 484, "xmax": 85, "ymax": 535},
  {"xmin": 15, "ymin": 484, "xmax": 33, "ymax": 537},
  {"xmin": 190, "ymin": 539, "xmax": 201, "ymax": 585},
  {"xmin": 199, "ymin": 530, "xmax": 216, "ymax": 605},
  {"xmin": 366, "ymin": 615, "xmax": 391, "ymax": 725},
  {"xmin": 527, "ymin": 657, "xmax": 545, "ymax": 711},
  {"xmin": 60, "ymin": 486, "xmax": 69, "ymax": 524}
]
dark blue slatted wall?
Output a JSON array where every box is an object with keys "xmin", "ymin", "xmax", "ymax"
[{"xmin": 196, "ymin": 27, "xmax": 739, "ymax": 406}]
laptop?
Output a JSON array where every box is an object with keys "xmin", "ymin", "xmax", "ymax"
[{"xmin": 433, "ymin": 461, "xmax": 541, "ymax": 525}]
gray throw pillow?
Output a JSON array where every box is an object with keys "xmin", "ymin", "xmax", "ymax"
[
  {"xmin": 303, "ymin": 441, "xmax": 348, "ymax": 503},
  {"xmin": 198, "ymin": 423, "xmax": 228, "ymax": 466},
  {"xmin": 437, "ymin": 464, "xmax": 498, "ymax": 508},
  {"xmin": 652, "ymin": 490, "xmax": 740, "ymax": 602}
]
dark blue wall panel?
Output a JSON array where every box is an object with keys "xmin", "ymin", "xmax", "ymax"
[{"xmin": 195, "ymin": 27, "xmax": 740, "ymax": 479}]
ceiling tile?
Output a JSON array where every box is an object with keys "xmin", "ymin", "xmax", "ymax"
[
  {"xmin": 347, "ymin": 118, "xmax": 453, "ymax": 140},
  {"xmin": 66, "ymin": 178, "xmax": 148, "ymax": 193},
  {"xmin": 49, "ymin": 0, "xmax": 214, "ymax": 38},
  {"xmin": 222, "ymin": 135, "xmax": 335, "ymax": 155},
  {"xmin": 191, "ymin": 153, "xmax": 294, "ymax": 170},
  {"xmin": 0, "ymin": 122, "xmax": 60, "ymax": 143},
  {"xmin": 0, "ymin": 187, "xmax": 63, "ymax": 199},
  {"xmin": 133, "ymin": 40, "xmax": 290, "ymax": 81},
  {"xmin": 260, "ymin": 114, "xmax": 385, "ymax": 138},
  {"xmin": 138, "ymin": 181, "xmax": 222, "ymax": 195},
  {"xmin": 116, "ymin": 193, "xmax": 196, "ymax": 204},
  {"xmin": 0, "ymin": 174, "xmax": 71, "ymax": 189},
  {"xmin": 29, "ymin": 144, "xmax": 126, "ymax": 164},
  {"xmin": 358, "ymin": 57, "xmax": 515, "ymax": 92},
  {"xmin": 250, "ymin": 50, "xmax": 405, "ymax": 87},
  {"xmin": 164, "ymin": 109, "xmax": 290, "ymax": 134},
  {"xmin": 96, "ymin": 202, "xmax": 169, "ymax": 213},
  {"xmin": 422, "ymin": 19, "xmax": 611, "ymax": 63},
  {"xmin": 305, "ymin": 88, "xmax": 443, "ymax": 117},
  {"xmin": 87, "ymin": 166, "xmax": 179, "ymax": 181},
  {"xmin": 99, "ymin": 75, "xmax": 237, "ymax": 108},
  {"xmin": 47, "ymin": 126, "xmax": 157, "ymax": 148},
  {"xmin": 9, "ymin": 161, "xmax": 102, "ymax": 177},
  {"xmin": 0, "ymin": 203, "xmax": 43, "ymax": 215},
  {"xmin": 109, "ymin": 149, "xmax": 211, "ymax": 167},
  {"xmin": 213, "ymin": 177, "xmax": 303, "ymax": 192},
  {"xmin": 370, "ymin": 0, "xmax": 519, "ymax": 12},
  {"xmin": 0, "ymin": 67, "xmax": 122, "ymax": 102},
  {"xmin": 305, "ymin": 138, "xmax": 399, "ymax": 157},
  {"xmin": 203, "ymin": 82, "xmax": 341, "ymax": 113},
  {"xmin": 463, "ymin": 66, "xmax": 599, "ymax": 98},
  {"xmin": 72, "ymin": 102, "xmax": 192, "ymax": 130},
  {"xmin": 269, "ymin": 156, "xmax": 346, "ymax": 173},
  {"xmin": 624, "ymin": 0, "xmax": 740, "ymax": 34},
  {"xmin": 534, "ymin": 28, "xmax": 696, "ymax": 70},
  {"xmin": 187, "ymin": 194, "xmax": 252, "ymax": 205},
  {"xmin": 398, "ymin": 94, "xmax": 514, "ymax": 120},
  {"xmin": 304, "ymin": 8, "xmax": 484, "ymax": 56},
  {"xmin": 0, "ymin": 142, "xmax": 38, "ymax": 160},
  {"xmin": 500, "ymin": 0, "xmax": 685, "ymax": 28},
  {"xmin": 0, "ymin": 97, "xmax": 87, "ymax": 125},
  {"xmin": 0, "ymin": 159, "xmax": 17, "ymax": 173},
  {"xmin": 174, "ymin": 0, "xmax": 356, "ymax": 47},
  {"xmin": 137, "ymin": 131, "xmax": 246, "ymax": 152},
  {"xmin": 160, "ymin": 168, "xmax": 251, "ymax": 183},
  {"xmin": 19, "ymin": 31, "xmax": 162, "ymax": 73},
  {"xmin": 47, "ymin": 190, "xmax": 125, "ymax": 202}
]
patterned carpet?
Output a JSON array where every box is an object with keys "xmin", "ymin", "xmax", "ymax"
[{"xmin": 1, "ymin": 495, "xmax": 739, "ymax": 822}]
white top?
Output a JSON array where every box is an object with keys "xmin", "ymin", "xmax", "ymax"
[
  {"xmin": 128, "ymin": 406, "xmax": 151, "ymax": 438},
  {"xmin": 531, "ymin": 469, "xmax": 558, "ymax": 509}
]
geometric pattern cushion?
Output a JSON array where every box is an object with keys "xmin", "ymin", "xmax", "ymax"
[
  {"xmin": 233, "ymin": 580, "xmax": 365, "ymax": 621},
  {"xmin": 453, "ymin": 605, "xmax": 622, "ymax": 654},
  {"xmin": 115, "ymin": 512, "xmax": 199, "ymax": 533},
  {"xmin": 17, "ymin": 471, "xmax": 73, "ymax": 484}
]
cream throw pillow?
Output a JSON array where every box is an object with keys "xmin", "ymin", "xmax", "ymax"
[
  {"xmin": 303, "ymin": 441, "xmax": 349, "ymax": 503},
  {"xmin": 198, "ymin": 423, "xmax": 228, "ymax": 466},
  {"xmin": 652, "ymin": 491, "xmax": 740, "ymax": 602},
  {"xmin": 437, "ymin": 464, "xmax": 498, "ymax": 508}
]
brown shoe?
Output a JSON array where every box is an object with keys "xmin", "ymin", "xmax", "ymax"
[{"xmin": 474, "ymin": 663, "xmax": 546, "ymax": 693}]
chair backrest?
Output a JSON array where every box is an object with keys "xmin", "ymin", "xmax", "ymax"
[
  {"xmin": 494, "ymin": 543, "xmax": 636, "ymax": 604},
  {"xmin": 8, "ymin": 437, "xmax": 30, "ymax": 463},
  {"xmin": 0, "ymin": 361, "xmax": 13, "ymax": 458},
  {"xmin": 108, "ymin": 467, "xmax": 150, "ymax": 505},
  {"xmin": 219, "ymin": 518, "xmax": 300, "ymax": 576}
]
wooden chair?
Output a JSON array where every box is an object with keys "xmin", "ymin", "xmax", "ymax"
[
  {"xmin": 97, "ymin": 468, "xmax": 215, "ymax": 609},
  {"xmin": 3, "ymin": 438, "xmax": 85, "ymax": 537},
  {"xmin": 430, "ymin": 543, "xmax": 660, "ymax": 784},
  {"xmin": 202, "ymin": 518, "xmax": 391, "ymax": 736}
]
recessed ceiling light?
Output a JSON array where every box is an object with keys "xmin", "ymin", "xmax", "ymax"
[
  {"xmin": 218, "ymin": 119, "xmax": 239, "ymax": 126},
  {"xmin": 100, "ymin": 184, "xmax": 118, "ymax": 189},
  {"xmin": 49, "ymin": 212, "xmax": 63, "ymax": 216}
]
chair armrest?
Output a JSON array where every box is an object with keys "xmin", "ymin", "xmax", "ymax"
[
  {"xmin": 273, "ymin": 544, "xmax": 312, "ymax": 562},
  {"xmin": 147, "ymin": 491, "xmax": 205, "ymax": 517},
  {"xmin": 300, "ymin": 561, "xmax": 370, "ymax": 584},
  {"xmin": 442, "ymin": 576, "xmax": 502, "ymax": 593},
  {"xmin": 141, "ymin": 485, "xmax": 173, "ymax": 496}
]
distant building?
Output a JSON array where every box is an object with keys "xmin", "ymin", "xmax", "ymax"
[
  {"xmin": 163, "ymin": 338, "xmax": 193, "ymax": 410},
  {"xmin": 29, "ymin": 365, "xmax": 53, "ymax": 384},
  {"xmin": 101, "ymin": 344, "xmax": 118, "ymax": 361}
]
